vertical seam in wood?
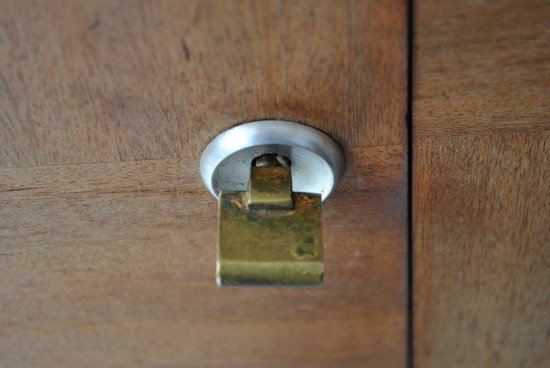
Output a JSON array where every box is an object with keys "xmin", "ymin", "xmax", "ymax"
[{"xmin": 407, "ymin": 0, "xmax": 415, "ymax": 367}]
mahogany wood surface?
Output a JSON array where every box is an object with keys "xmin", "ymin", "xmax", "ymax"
[
  {"xmin": 0, "ymin": 1, "xmax": 408, "ymax": 367},
  {"xmin": 413, "ymin": 0, "xmax": 550, "ymax": 366}
]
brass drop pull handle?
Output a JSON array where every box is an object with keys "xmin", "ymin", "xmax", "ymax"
[
  {"xmin": 217, "ymin": 153, "xmax": 323, "ymax": 286},
  {"xmin": 200, "ymin": 120, "xmax": 344, "ymax": 286}
]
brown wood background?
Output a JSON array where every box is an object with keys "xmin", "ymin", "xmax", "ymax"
[
  {"xmin": 413, "ymin": 0, "xmax": 550, "ymax": 367},
  {"xmin": 0, "ymin": 1, "xmax": 408, "ymax": 367}
]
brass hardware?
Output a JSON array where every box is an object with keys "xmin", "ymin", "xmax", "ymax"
[
  {"xmin": 217, "ymin": 154, "xmax": 323, "ymax": 286},
  {"xmin": 201, "ymin": 120, "xmax": 344, "ymax": 287}
]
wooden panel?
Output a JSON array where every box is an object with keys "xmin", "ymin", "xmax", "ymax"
[
  {"xmin": 413, "ymin": 0, "xmax": 550, "ymax": 366},
  {"xmin": 0, "ymin": 0, "xmax": 406, "ymax": 168},
  {"xmin": 0, "ymin": 1, "xmax": 408, "ymax": 367}
]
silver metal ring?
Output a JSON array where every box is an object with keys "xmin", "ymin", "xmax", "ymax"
[{"xmin": 200, "ymin": 120, "xmax": 345, "ymax": 201}]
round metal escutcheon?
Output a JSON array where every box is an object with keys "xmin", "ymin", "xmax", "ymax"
[{"xmin": 200, "ymin": 120, "xmax": 345, "ymax": 201}]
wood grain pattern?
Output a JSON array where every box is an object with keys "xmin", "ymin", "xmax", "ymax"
[
  {"xmin": 0, "ymin": 1, "xmax": 408, "ymax": 367},
  {"xmin": 414, "ymin": 0, "xmax": 550, "ymax": 366},
  {"xmin": 0, "ymin": 0, "xmax": 406, "ymax": 168}
]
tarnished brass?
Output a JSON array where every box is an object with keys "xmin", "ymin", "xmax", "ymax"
[
  {"xmin": 217, "ymin": 154, "xmax": 323, "ymax": 286},
  {"xmin": 248, "ymin": 165, "xmax": 293, "ymax": 209}
]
